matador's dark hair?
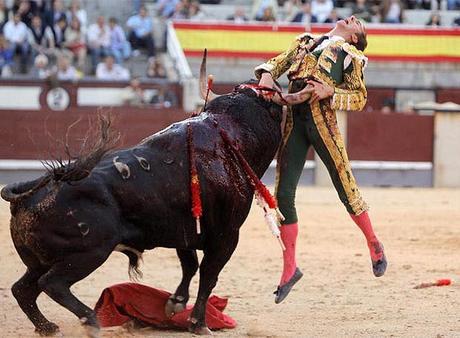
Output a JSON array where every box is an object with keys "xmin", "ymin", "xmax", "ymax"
[{"xmin": 353, "ymin": 31, "xmax": 368, "ymax": 52}]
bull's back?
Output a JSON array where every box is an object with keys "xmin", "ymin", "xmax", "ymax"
[{"xmin": 90, "ymin": 117, "xmax": 252, "ymax": 248}]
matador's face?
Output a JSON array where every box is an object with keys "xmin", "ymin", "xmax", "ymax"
[{"xmin": 336, "ymin": 16, "xmax": 366, "ymax": 38}]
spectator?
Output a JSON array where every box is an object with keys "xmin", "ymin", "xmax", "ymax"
[
  {"xmin": 63, "ymin": 16, "xmax": 86, "ymax": 70},
  {"xmin": 189, "ymin": 1, "xmax": 206, "ymax": 21},
  {"xmin": 96, "ymin": 55, "xmax": 130, "ymax": 81},
  {"xmin": 404, "ymin": 0, "xmax": 417, "ymax": 9},
  {"xmin": 380, "ymin": 0, "xmax": 404, "ymax": 23},
  {"xmin": 41, "ymin": 0, "xmax": 55, "ymax": 28},
  {"xmin": 453, "ymin": 15, "xmax": 460, "ymax": 26},
  {"xmin": 31, "ymin": 53, "xmax": 50, "ymax": 79},
  {"xmin": 426, "ymin": 12, "xmax": 441, "ymax": 26},
  {"xmin": 28, "ymin": 15, "xmax": 54, "ymax": 58},
  {"xmin": 282, "ymin": 0, "xmax": 303, "ymax": 22},
  {"xmin": 256, "ymin": 6, "xmax": 276, "ymax": 22},
  {"xmin": 52, "ymin": 0, "xmax": 67, "ymax": 26},
  {"xmin": 150, "ymin": 86, "xmax": 177, "ymax": 108},
  {"xmin": 67, "ymin": 0, "xmax": 87, "ymax": 33},
  {"xmin": 226, "ymin": 6, "xmax": 249, "ymax": 23},
  {"xmin": 126, "ymin": 5, "xmax": 155, "ymax": 58},
  {"xmin": 252, "ymin": 0, "xmax": 279, "ymax": 21},
  {"xmin": 147, "ymin": 58, "xmax": 167, "ymax": 78},
  {"xmin": 54, "ymin": 54, "xmax": 78, "ymax": 80},
  {"xmin": 448, "ymin": 0, "xmax": 460, "ymax": 9},
  {"xmin": 0, "ymin": 0, "xmax": 10, "ymax": 30},
  {"xmin": 108, "ymin": 17, "xmax": 130, "ymax": 64},
  {"xmin": 15, "ymin": 0, "xmax": 35, "ymax": 27},
  {"xmin": 417, "ymin": 0, "xmax": 432, "ymax": 10},
  {"xmin": 52, "ymin": 15, "xmax": 67, "ymax": 49},
  {"xmin": 381, "ymin": 97, "xmax": 395, "ymax": 114},
  {"xmin": 3, "ymin": 12, "xmax": 29, "ymax": 73},
  {"xmin": 0, "ymin": 34, "xmax": 13, "ymax": 77},
  {"xmin": 324, "ymin": 8, "xmax": 342, "ymax": 23},
  {"xmin": 351, "ymin": 0, "xmax": 373, "ymax": 23},
  {"xmin": 170, "ymin": 1, "xmax": 189, "ymax": 19},
  {"xmin": 157, "ymin": 0, "xmax": 180, "ymax": 18},
  {"xmin": 291, "ymin": 2, "xmax": 318, "ymax": 24},
  {"xmin": 311, "ymin": 0, "xmax": 333, "ymax": 23},
  {"xmin": 121, "ymin": 77, "xmax": 145, "ymax": 106},
  {"xmin": 87, "ymin": 15, "xmax": 111, "ymax": 73}
]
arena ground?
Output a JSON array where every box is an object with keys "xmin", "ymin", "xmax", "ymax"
[{"xmin": 1, "ymin": 186, "xmax": 459, "ymax": 338}]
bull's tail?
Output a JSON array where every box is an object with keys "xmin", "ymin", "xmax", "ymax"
[{"xmin": 114, "ymin": 244, "xmax": 144, "ymax": 281}]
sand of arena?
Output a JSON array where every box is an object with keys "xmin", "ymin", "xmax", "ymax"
[{"xmin": 1, "ymin": 186, "xmax": 459, "ymax": 337}]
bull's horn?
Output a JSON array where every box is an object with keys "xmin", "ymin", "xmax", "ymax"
[
  {"xmin": 0, "ymin": 176, "xmax": 50, "ymax": 202},
  {"xmin": 199, "ymin": 49, "xmax": 220, "ymax": 102}
]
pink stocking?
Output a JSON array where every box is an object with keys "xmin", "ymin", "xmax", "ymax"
[
  {"xmin": 350, "ymin": 211, "xmax": 383, "ymax": 261},
  {"xmin": 280, "ymin": 223, "xmax": 298, "ymax": 285}
]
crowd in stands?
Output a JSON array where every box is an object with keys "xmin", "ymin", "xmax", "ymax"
[
  {"xmin": 157, "ymin": 0, "xmax": 460, "ymax": 25},
  {"xmin": 0, "ymin": 0, "xmax": 459, "ymax": 81},
  {"xmin": 0, "ymin": 0, "xmax": 169, "ymax": 83}
]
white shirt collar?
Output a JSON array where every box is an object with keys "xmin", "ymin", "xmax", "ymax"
[{"xmin": 314, "ymin": 35, "xmax": 345, "ymax": 52}]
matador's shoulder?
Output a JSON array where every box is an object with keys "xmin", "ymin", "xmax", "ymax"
[
  {"xmin": 295, "ymin": 32, "xmax": 313, "ymax": 43},
  {"xmin": 340, "ymin": 41, "xmax": 368, "ymax": 68}
]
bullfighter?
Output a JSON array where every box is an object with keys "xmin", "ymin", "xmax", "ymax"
[{"xmin": 255, "ymin": 16, "xmax": 387, "ymax": 303}]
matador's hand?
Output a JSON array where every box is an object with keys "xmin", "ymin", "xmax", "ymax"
[
  {"xmin": 306, "ymin": 80, "xmax": 334, "ymax": 104},
  {"xmin": 258, "ymin": 72, "xmax": 275, "ymax": 101}
]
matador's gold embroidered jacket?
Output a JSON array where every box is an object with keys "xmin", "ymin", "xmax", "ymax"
[
  {"xmin": 254, "ymin": 33, "xmax": 368, "ymax": 112},
  {"xmin": 254, "ymin": 33, "xmax": 370, "ymax": 216}
]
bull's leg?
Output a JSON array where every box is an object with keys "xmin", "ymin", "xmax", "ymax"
[
  {"xmin": 37, "ymin": 250, "xmax": 112, "ymax": 338},
  {"xmin": 12, "ymin": 268, "xmax": 59, "ymax": 336},
  {"xmin": 165, "ymin": 249, "xmax": 199, "ymax": 317},
  {"xmin": 190, "ymin": 233, "xmax": 239, "ymax": 335}
]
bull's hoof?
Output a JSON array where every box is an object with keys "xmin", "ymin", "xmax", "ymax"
[
  {"xmin": 189, "ymin": 323, "xmax": 213, "ymax": 335},
  {"xmin": 165, "ymin": 295, "xmax": 187, "ymax": 318},
  {"xmin": 35, "ymin": 322, "xmax": 60, "ymax": 336},
  {"xmin": 83, "ymin": 324, "xmax": 100, "ymax": 338}
]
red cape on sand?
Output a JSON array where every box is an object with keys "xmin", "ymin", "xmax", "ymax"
[{"xmin": 94, "ymin": 282, "xmax": 237, "ymax": 331}]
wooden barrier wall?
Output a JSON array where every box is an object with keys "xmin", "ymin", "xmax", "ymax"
[
  {"xmin": 0, "ymin": 108, "xmax": 188, "ymax": 160},
  {"xmin": 347, "ymin": 112, "xmax": 434, "ymax": 162}
]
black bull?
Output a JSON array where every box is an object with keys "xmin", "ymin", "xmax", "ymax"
[{"xmin": 1, "ymin": 81, "xmax": 283, "ymax": 335}]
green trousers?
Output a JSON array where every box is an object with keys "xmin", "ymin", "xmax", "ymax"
[{"xmin": 276, "ymin": 80, "xmax": 368, "ymax": 224}]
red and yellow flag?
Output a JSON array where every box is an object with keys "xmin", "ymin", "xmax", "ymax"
[{"xmin": 173, "ymin": 22, "xmax": 460, "ymax": 62}]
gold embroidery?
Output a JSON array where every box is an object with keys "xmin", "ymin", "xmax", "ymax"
[
  {"xmin": 322, "ymin": 46, "xmax": 339, "ymax": 63},
  {"xmin": 332, "ymin": 57, "xmax": 367, "ymax": 111},
  {"xmin": 318, "ymin": 58, "xmax": 333, "ymax": 74},
  {"xmin": 310, "ymin": 101, "xmax": 368, "ymax": 215}
]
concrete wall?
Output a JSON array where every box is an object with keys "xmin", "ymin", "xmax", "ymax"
[{"xmin": 433, "ymin": 111, "xmax": 460, "ymax": 187}]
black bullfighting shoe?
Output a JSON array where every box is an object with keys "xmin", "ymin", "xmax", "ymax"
[
  {"xmin": 274, "ymin": 267, "xmax": 303, "ymax": 304},
  {"xmin": 371, "ymin": 242, "xmax": 387, "ymax": 277}
]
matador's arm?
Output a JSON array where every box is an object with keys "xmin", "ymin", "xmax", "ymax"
[
  {"xmin": 254, "ymin": 34, "xmax": 312, "ymax": 80},
  {"xmin": 330, "ymin": 44, "xmax": 368, "ymax": 112}
]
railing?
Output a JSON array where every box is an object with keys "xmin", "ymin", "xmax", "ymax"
[{"xmin": 167, "ymin": 20, "xmax": 193, "ymax": 81}]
